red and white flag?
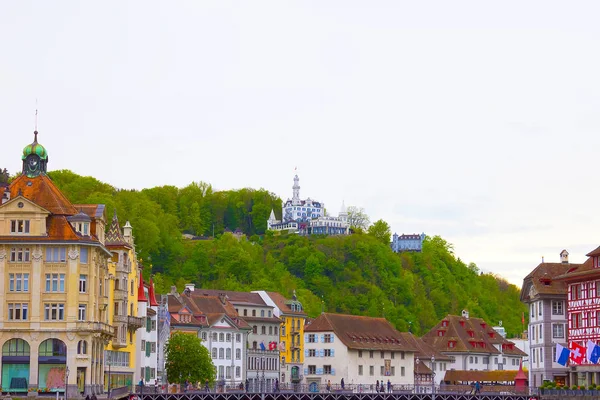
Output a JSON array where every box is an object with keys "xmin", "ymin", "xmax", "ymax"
[{"xmin": 570, "ymin": 341, "xmax": 586, "ymax": 364}]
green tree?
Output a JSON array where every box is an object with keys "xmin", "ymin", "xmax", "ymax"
[
  {"xmin": 368, "ymin": 219, "xmax": 391, "ymax": 245},
  {"xmin": 165, "ymin": 332, "xmax": 215, "ymax": 385},
  {"xmin": 346, "ymin": 206, "xmax": 370, "ymax": 230}
]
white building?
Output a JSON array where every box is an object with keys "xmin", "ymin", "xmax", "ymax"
[
  {"xmin": 268, "ymin": 174, "xmax": 349, "ymax": 236},
  {"xmin": 303, "ymin": 313, "xmax": 416, "ymax": 390},
  {"xmin": 193, "ymin": 290, "xmax": 281, "ymax": 392},
  {"xmin": 421, "ymin": 311, "xmax": 526, "ymax": 376},
  {"xmin": 135, "ymin": 277, "xmax": 159, "ymax": 385}
]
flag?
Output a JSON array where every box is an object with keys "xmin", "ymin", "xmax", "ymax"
[
  {"xmin": 587, "ymin": 341, "xmax": 600, "ymax": 364},
  {"xmin": 259, "ymin": 342, "xmax": 266, "ymax": 351},
  {"xmin": 555, "ymin": 343, "xmax": 570, "ymax": 366},
  {"xmin": 570, "ymin": 341, "xmax": 586, "ymax": 364}
]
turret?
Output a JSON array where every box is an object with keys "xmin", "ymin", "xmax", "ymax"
[{"xmin": 292, "ymin": 174, "xmax": 301, "ymax": 205}]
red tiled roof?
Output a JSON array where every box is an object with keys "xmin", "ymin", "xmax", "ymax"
[
  {"xmin": 421, "ymin": 314, "xmax": 526, "ymax": 357},
  {"xmin": 555, "ymin": 257, "xmax": 599, "ymax": 281},
  {"xmin": 138, "ymin": 275, "xmax": 148, "ymax": 303},
  {"xmin": 9, "ymin": 174, "xmax": 77, "ymax": 215},
  {"xmin": 399, "ymin": 332, "xmax": 452, "ymax": 361},
  {"xmin": 193, "ymin": 289, "xmax": 267, "ymax": 306},
  {"xmin": 305, "ymin": 313, "xmax": 416, "ymax": 352},
  {"xmin": 521, "ymin": 262, "xmax": 573, "ymax": 300},
  {"xmin": 266, "ymin": 291, "xmax": 307, "ymax": 316},
  {"xmin": 147, "ymin": 278, "xmax": 159, "ymax": 307}
]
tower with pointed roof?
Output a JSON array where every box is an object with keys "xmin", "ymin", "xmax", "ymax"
[
  {"xmin": 0, "ymin": 129, "xmax": 114, "ymax": 397},
  {"xmin": 104, "ymin": 211, "xmax": 145, "ymax": 387}
]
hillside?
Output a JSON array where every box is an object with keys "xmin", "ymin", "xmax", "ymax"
[{"xmin": 47, "ymin": 169, "xmax": 527, "ymax": 337}]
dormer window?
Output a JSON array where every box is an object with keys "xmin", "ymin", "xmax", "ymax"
[
  {"xmin": 442, "ymin": 320, "xmax": 449, "ymax": 327},
  {"xmin": 488, "ymin": 332, "xmax": 495, "ymax": 339},
  {"xmin": 437, "ymin": 330, "xmax": 445, "ymax": 337},
  {"xmin": 467, "ymin": 330, "xmax": 474, "ymax": 338},
  {"xmin": 459, "ymin": 321, "xmax": 465, "ymax": 327},
  {"xmin": 10, "ymin": 220, "xmax": 30, "ymax": 234},
  {"xmin": 480, "ymin": 323, "xmax": 486, "ymax": 329},
  {"xmin": 75, "ymin": 222, "xmax": 90, "ymax": 235},
  {"xmin": 448, "ymin": 341, "xmax": 456, "ymax": 348}
]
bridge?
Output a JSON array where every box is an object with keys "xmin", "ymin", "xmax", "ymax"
[{"xmin": 130, "ymin": 393, "xmax": 534, "ymax": 400}]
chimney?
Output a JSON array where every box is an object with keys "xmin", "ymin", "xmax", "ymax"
[
  {"xmin": 560, "ymin": 250, "xmax": 569, "ymax": 264},
  {"xmin": 219, "ymin": 293, "xmax": 227, "ymax": 305},
  {"xmin": 462, "ymin": 309, "xmax": 469, "ymax": 319},
  {"xmin": 170, "ymin": 286, "xmax": 178, "ymax": 295},
  {"xmin": 185, "ymin": 283, "xmax": 195, "ymax": 292}
]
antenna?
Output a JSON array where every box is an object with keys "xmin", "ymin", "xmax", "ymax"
[{"xmin": 34, "ymin": 99, "xmax": 38, "ymax": 131}]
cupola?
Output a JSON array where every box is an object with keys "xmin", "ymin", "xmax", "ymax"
[
  {"xmin": 67, "ymin": 211, "xmax": 91, "ymax": 236},
  {"xmin": 22, "ymin": 131, "xmax": 49, "ymax": 178}
]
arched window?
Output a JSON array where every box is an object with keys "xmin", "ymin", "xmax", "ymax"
[
  {"xmin": 219, "ymin": 333, "xmax": 224, "ymax": 342},
  {"xmin": 2, "ymin": 338, "xmax": 30, "ymax": 356},
  {"xmin": 261, "ymin": 310, "xmax": 265, "ymax": 317},
  {"xmin": 226, "ymin": 334, "xmax": 231, "ymax": 342},
  {"xmin": 219, "ymin": 348, "xmax": 224, "ymax": 359},
  {"xmin": 212, "ymin": 348, "xmax": 217, "ymax": 359},
  {"xmin": 130, "ymin": 303, "xmax": 134, "ymax": 316},
  {"xmin": 236, "ymin": 349, "xmax": 241, "ymax": 360},
  {"xmin": 261, "ymin": 326, "xmax": 266, "ymax": 335},
  {"xmin": 252, "ymin": 310, "xmax": 256, "ymax": 317},
  {"xmin": 39, "ymin": 339, "xmax": 66, "ymax": 357},
  {"xmin": 226, "ymin": 348, "xmax": 231, "ymax": 360},
  {"xmin": 269, "ymin": 326, "xmax": 273, "ymax": 335},
  {"xmin": 253, "ymin": 326, "xmax": 257, "ymax": 334},
  {"xmin": 77, "ymin": 340, "xmax": 88, "ymax": 355},
  {"xmin": 131, "ymin": 280, "xmax": 134, "ymax": 295}
]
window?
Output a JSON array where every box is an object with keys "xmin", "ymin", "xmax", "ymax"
[
  {"xmin": 369, "ymin": 366, "xmax": 374, "ymax": 376},
  {"xmin": 324, "ymin": 334, "xmax": 332, "ymax": 343},
  {"xmin": 483, "ymin": 357, "xmax": 489, "ymax": 364},
  {"xmin": 212, "ymin": 332, "xmax": 218, "ymax": 341},
  {"xmin": 269, "ymin": 326, "xmax": 273, "ymax": 335},
  {"xmin": 573, "ymin": 284, "xmax": 583, "ymax": 300},
  {"xmin": 469, "ymin": 356, "xmax": 473, "ymax": 363},
  {"xmin": 45, "ymin": 274, "xmax": 65, "ymax": 292},
  {"xmin": 308, "ymin": 365, "xmax": 316, "ymax": 374},
  {"xmin": 324, "ymin": 349, "xmax": 332, "ymax": 357},
  {"xmin": 244, "ymin": 309, "xmax": 247, "ymax": 316},
  {"xmin": 358, "ymin": 350, "xmax": 363, "ymax": 358},
  {"xmin": 552, "ymin": 301, "xmax": 563, "ymax": 315},
  {"xmin": 401, "ymin": 351, "xmax": 405, "ymax": 359},
  {"xmin": 401, "ymin": 366, "xmax": 405, "ymax": 376},
  {"xmin": 262, "ymin": 326, "xmax": 266, "ymax": 334},
  {"xmin": 539, "ymin": 326, "xmax": 543, "ymax": 339},
  {"xmin": 44, "ymin": 303, "xmax": 65, "ymax": 320},
  {"xmin": 8, "ymin": 303, "xmax": 28, "ymax": 320},
  {"xmin": 212, "ymin": 348, "xmax": 217, "ymax": 358},
  {"xmin": 236, "ymin": 366, "xmax": 241, "ymax": 377},
  {"xmin": 308, "ymin": 334, "xmax": 316, "ymax": 343},
  {"xmin": 219, "ymin": 348, "xmax": 224, "ymax": 359},
  {"xmin": 236, "ymin": 334, "xmax": 241, "ymax": 342},
  {"xmin": 369, "ymin": 351, "xmax": 374, "ymax": 358},
  {"xmin": 236, "ymin": 349, "xmax": 241, "ymax": 360},
  {"xmin": 308, "ymin": 349, "xmax": 316, "ymax": 357},
  {"xmin": 358, "ymin": 365, "xmax": 363, "ymax": 375},
  {"xmin": 380, "ymin": 351, "xmax": 385, "ymax": 359},
  {"xmin": 380, "ymin": 366, "xmax": 384, "ymax": 375},
  {"xmin": 391, "ymin": 352, "xmax": 395, "ymax": 359},
  {"xmin": 77, "ymin": 340, "xmax": 87, "ymax": 355},
  {"xmin": 10, "ymin": 247, "xmax": 30, "ymax": 263},
  {"xmin": 226, "ymin": 333, "xmax": 231, "ymax": 342},
  {"xmin": 9, "ymin": 273, "xmax": 29, "ymax": 292},
  {"xmin": 252, "ymin": 310, "xmax": 256, "ymax": 317},
  {"xmin": 268, "ymin": 310, "xmax": 272, "ymax": 317},
  {"xmin": 80, "ymin": 248, "xmax": 89, "ymax": 264},
  {"xmin": 573, "ymin": 313, "xmax": 583, "ymax": 329},
  {"xmin": 324, "ymin": 365, "xmax": 332, "ymax": 374},
  {"xmin": 261, "ymin": 310, "xmax": 265, "ymax": 317},
  {"xmin": 226, "ymin": 348, "xmax": 231, "ymax": 360},
  {"xmin": 253, "ymin": 326, "xmax": 257, "ymax": 334},
  {"xmin": 78, "ymin": 304, "xmax": 87, "ymax": 321},
  {"xmin": 391, "ymin": 366, "xmax": 396, "ymax": 376},
  {"xmin": 79, "ymin": 275, "xmax": 87, "ymax": 293},
  {"xmin": 538, "ymin": 301, "xmax": 542, "ymax": 316},
  {"xmin": 46, "ymin": 247, "xmax": 67, "ymax": 262},
  {"xmin": 219, "ymin": 333, "xmax": 224, "ymax": 342},
  {"xmin": 275, "ymin": 327, "xmax": 278, "ymax": 335},
  {"xmin": 10, "ymin": 220, "xmax": 30, "ymax": 234}
]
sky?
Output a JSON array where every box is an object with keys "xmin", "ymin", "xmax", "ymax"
[{"xmin": 2, "ymin": 1, "xmax": 600, "ymax": 287}]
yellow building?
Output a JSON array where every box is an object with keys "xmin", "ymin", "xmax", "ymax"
[
  {"xmin": 0, "ymin": 131, "xmax": 113, "ymax": 396},
  {"xmin": 104, "ymin": 212, "xmax": 143, "ymax": 392},
  {"xmin": 254, "ymin": 291, "xmax": 307, "ymax": 385}
]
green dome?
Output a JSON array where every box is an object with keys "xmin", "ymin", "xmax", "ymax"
[{"xmin": 22, "ymin": 131, "xmax": 48, "ymax": 160}]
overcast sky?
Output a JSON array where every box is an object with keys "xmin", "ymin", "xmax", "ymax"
[{"xmin": 2, "ymin": 1, "xmax": 600, "ymax": 287}]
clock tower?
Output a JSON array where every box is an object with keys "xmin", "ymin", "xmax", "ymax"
[{"xmin": 21, "ymin": 130, "xmax": 48, "ymax": 178}]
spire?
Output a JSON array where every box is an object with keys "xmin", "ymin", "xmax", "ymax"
[
  {"xmin": 148, "ymin": 277, "xmax": 159, "ymax": 307},
  {"xmin": 269, "ymin": 209, "xmax": 276, "ymax": 221},
  {"xmin": 105, "ymin": 209, "xmax": 130, "ymax": 247},
  {"xmin": 138, "ymin": 274, "xmax": 148, "ymax": 302},
  {"xmin": 292, "ymin": 173, "xmax": 300, "ymax": 205}
]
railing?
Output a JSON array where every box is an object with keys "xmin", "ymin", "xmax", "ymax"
[
  {"xmin": 113, "ymin": 315, "xmax": 128, "ymax": 324},
  {"xmin": 115, "ymin": 261, "xmax": 131, "ymax": 274},
  {"xmin": 110, "ymin": 385, "xmax": 130, "ymax": 399},
  {"xmin": 113, "ymin": 288, "xmax": 127, "ymax": 300},
  {"xmin": 75, "ymin": 321, "xmax": 115, "ymax": 337},
  {"xmin": 128, "ymin": 316, "xmax": 144, "ymax": 329}
]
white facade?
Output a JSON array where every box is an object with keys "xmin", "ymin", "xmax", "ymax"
[
  {"xmin": 303, "ymin": 332, "xmax": 415, "ymax": 387},
  {"xmin": 202, "ymin": 317, "xmax": 247, "ymax": 383},
  {"xmin": 136, "ymin": 286, "xmax": 159, "ymax": 385}
]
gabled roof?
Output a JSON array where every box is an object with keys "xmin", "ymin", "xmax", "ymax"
[
  {"xmin": 554, "ymin": 257, "xmax": 597, "ymax": 281},
  {"xmin": 399, "ymin": 332, "xmax": 452, "ymax": 361},
  {"xmin": 192, "ymin": 289, "xmax": 268, "ymax": 307},
  {"xmin": 147, "ymin": 278, "xmax": 159, "ymax": 307},
  {"xmin": 305, "ymin": 313, "xmax": 416, "ymax": 352},
  {"xmin": 520, "ymin": 262, "xmax": 573, "ymax": 301},
  {"xmin": 421, "ymin": 314, "xmax": 526, "ymax": 357},
  {"xmin": 266, "ymin": 291, "xmax": 307, "ymax": 316},
  {"xmin": 105, "ymin": 209, "xmax": 131, "ymax": 248},
  {"xmin": 8, "ymin": 174, "xmax": 77, "ymax": 215},
  {"xmin": 138, "ymin": 275, "xmax": 148, "ymax": 303}
]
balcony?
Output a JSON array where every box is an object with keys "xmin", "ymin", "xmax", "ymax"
[
  {"xmin": 113, "ymin": 288, "xmax": 128, "ymax": 301},
  {"xmin": 112, "ymin": 335, "xmax": 127, "ymax": 348},
  {"xmin": 113, "ymin": 315, "xmax": 128, "ymax": 324},
  {"xmin": 291, "ymin": 373, "xmax": 303, "ymax": 383},
  {"xmin": 127, "ymin": 316, "xmax": 144, "ymax": 330},
  {"xmin": 75, "ymin": 321, "xmax": 115, "ymax": 340},
  {"xmin": 115, "ymin": 260, "xmax": 131, "ymax": 274},
  {"xmin": 291, "ymin": 327, "xmax": 301, "ymax": 335}
]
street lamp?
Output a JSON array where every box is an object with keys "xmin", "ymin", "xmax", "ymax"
[
  {"xmin": 65, "ymin": 367, "xmax": 70, "ymax": 400},
  {"xmin": 431, "ymin": 355, "xmax": 435, "ymax": 398},
  {"xmin": 415, "ymin": 357, "xmax": 419, "ymax": 394}
]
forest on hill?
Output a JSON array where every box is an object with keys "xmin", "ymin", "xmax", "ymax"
[{"xmin": 45, "ymin": 169, "xmax": 526, "ymax": 337}]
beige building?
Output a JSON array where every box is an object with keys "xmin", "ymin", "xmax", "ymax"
[{"xmin": 0, "ymin": 131, "xmax": 113, "ymax": 396}]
